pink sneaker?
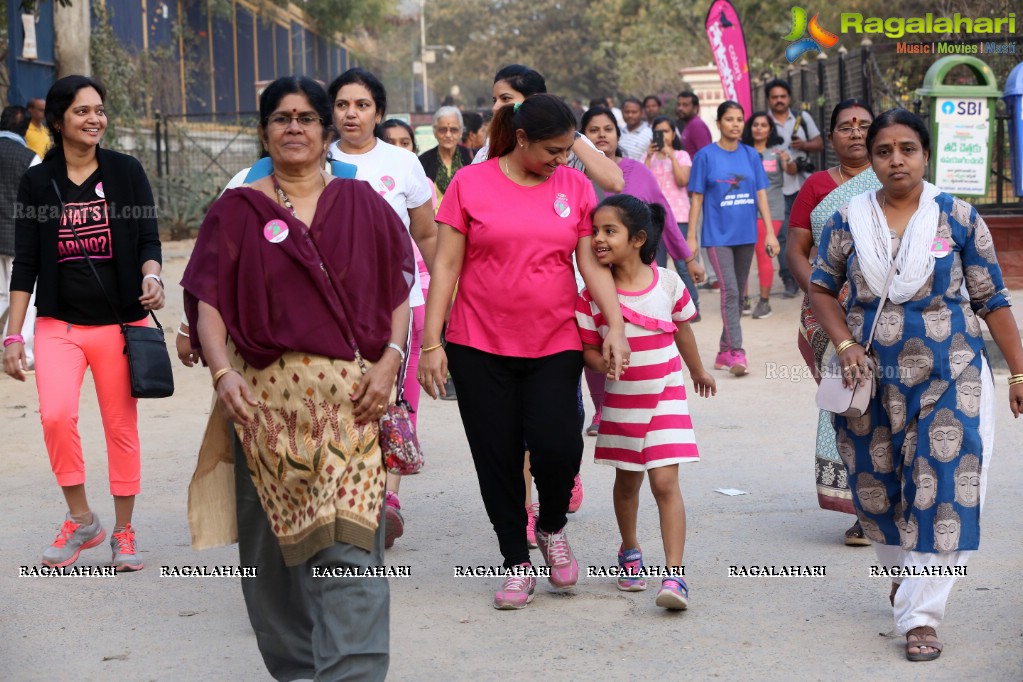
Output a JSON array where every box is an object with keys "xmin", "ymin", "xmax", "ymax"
[
  {"xmin": 494, "ymin": 563, "xmax": 536, "ymax": 609},
  {"xmin": 568, "ymin": 474, "xmax": 584, "ymax": 513},
  {"xmin": 730, "ymin": 350, "xmax": 749, "ymax": 376},
  {"xmin": 525, "ymin": 503, "xmax": 539, "ymax": 549},
  {"xmin": 384, "ymin": 491, "xmax": 404, "ymax": 549},
  {"xmin": 535, "ymin": 525, "xmax": 579, "ymax": 589},
  {"xmin": 714, "ymin": 351, "xmax": 733, "ymax": 370}
]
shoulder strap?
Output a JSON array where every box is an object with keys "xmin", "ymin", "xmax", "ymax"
[
  {"xmin": 50, "ymin": 178, "xmax": 161, "ymax": 331},
  {"xmin": 862, "ymin": 259, "xmax": 899, "ymax": 352}
]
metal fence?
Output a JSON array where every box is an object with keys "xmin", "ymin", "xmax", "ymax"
[
  {"xmin": 752, "ymin": 41, "xmax": 1022, "ymax": 214},
  {"xmin": 147, "ymin": 112, "xmax": 263, "ymax": 239}
]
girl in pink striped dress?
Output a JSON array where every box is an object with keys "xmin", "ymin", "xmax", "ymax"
[{"xmin": 575, "ymin": 194, "xmax": 716, "ymax": 610}]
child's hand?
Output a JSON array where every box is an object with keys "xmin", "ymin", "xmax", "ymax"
[{"xmin": 692, "ymin": 370, "xmax": 717, "ymax": 397}]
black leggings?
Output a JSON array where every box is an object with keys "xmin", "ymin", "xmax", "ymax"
[{"xmin": 447, "ymin": 343, "xmax": 584, "ymax": 567}]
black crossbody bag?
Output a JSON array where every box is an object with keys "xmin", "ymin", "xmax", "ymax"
[{"xmin": 51, "ymin": 179, "xmax": 174, "ymax": 399}]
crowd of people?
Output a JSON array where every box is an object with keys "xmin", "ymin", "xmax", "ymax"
[{"xmin": 2, "ymin": 65, "xmax": 1022, "ymax": 679}]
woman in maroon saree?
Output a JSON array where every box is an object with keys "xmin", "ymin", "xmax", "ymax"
[{"xmin": 181, "ymin": 76, "xmax": 413, "ymax": 682}]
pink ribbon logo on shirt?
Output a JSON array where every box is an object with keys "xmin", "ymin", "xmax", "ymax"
[
  {"xmin": 554, "ymin": 193, "xmax": 571, "ymax": 219},
  {"xmin": 379, "ymin": 176, "xmax": 396, "ymax": 196}
]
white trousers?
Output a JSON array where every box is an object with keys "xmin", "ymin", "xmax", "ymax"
[
  {"xmin": 0, "ymin": 255, "xmax": 36, "ymax": 366},
  {"xmin": 872, "ymin": 356, "xmax": 995, "ymax": 634}
]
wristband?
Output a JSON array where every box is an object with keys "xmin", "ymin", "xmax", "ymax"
[
  {"xmin": 143, "ymin": 274, "xmax": 164, "ymax": 288},
  {"xmin": 835, "ymin": 339, "xmax": 859, "ymax": 355},
  {"xmin": 385, "ymin": 342, "xmax": 406, "ymax": 362},
  {"xmin": 421, "ymin": 343, "xmax": 443, "ymax": 353},
  {"xmin": 684, "ymin": 256, "xmax": 698, "ymax": 264},
  {"xmin": 212, "ymin": 367, "xmax": 238, "ymax": 388},
  {"xmin": 3, "ymin": 334, "xmax": 25, "ymax": 348}
]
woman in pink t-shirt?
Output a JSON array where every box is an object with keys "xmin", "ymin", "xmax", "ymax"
[{"xmin": 419, "ymin": 94, "xmax": 630, "ymax": 610}]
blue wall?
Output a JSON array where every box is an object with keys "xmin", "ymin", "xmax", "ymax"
[
  {"xmin": 85, "ymin": 0, "xmax": 353, "ymax": 115},
  {"xmin": 5, "ymin": 0, "xmax": 57, "ymax": 106}
]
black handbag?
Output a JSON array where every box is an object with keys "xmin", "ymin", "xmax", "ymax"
[{"xmin": 51, "ymin": 179, "xmax": 174, "ymax": 399}]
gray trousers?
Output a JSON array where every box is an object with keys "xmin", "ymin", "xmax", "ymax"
[
  {"xmin": 706, "ymin": 244, "xmax": 755, "ymax": 353},
  {"xmin": 234, "ymin": 433, "xmax": 389, "ymax": 682}
]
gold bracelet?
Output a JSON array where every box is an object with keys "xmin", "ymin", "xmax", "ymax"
[
  {"xmin": 421, "ymin": 343, "xmax": 443, "ymax": 353},
  {"xmin": 1009, "ymin": 373, "xmax": 1023, "ymax": 383},
  {"xmin": 212, "ymin": 367, "xmax": 237, "ymax": 388},
  {"xmin": 835, "ymin": 339, "xmax": 859, "ymax": 355}
]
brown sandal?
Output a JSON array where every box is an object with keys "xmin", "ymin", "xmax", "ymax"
[
  {"xmin": 905, "ymin": 626, "xmax": 943, "ymax": 662},
  {"xmin": 844, "ymin": 520, "xmax": 871, "ymax": 546}
]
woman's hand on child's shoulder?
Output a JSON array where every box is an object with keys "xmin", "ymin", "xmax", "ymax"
[{"xmin": 691, "ymin": 370, "xmax": 717, "ymax": 398}]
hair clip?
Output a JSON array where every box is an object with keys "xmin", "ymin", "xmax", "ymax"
[{"xmin": 513, "ymin": 102, "xmax": 521, "ymax": 112}]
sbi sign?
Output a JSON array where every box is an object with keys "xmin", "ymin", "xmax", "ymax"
[{"xmin": 944, "ymin": 100, "xmax": 984, "ymax": 116}]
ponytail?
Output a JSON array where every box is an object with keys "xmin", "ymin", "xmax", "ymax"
[
  {"xmin": 487, "ymin": 103, "xmax": 519, "ymax": 160},
  {"xmin": 643, "ymin": 203, "xmax": 665, "ymax": 265},
  {"xmin": 487, "ymin": 93, "xmax": 576, "ymax": 160}
]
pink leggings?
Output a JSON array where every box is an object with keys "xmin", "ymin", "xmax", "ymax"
[
  {"xmin": 754, "ymin": 219, "xmax": 784, "ymax": 290},
  {"xmin": 35, "ymin": 317, "xmax": 143, "ymax": 496},
  {"xmin": 402, "ymin": 303, "xmax": 425, "ymax": 427}
]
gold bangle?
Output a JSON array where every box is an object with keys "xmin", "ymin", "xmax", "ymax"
[
  {"xmin": 212, "ymin": 367, "xmax": 237, "ymax": 388},
  {"xmin": 1009, "ymin": 373, "xmax": 1023, "ymax": 383},
  {"xmin": 835, "ymin": 339, "xmax": 859, "ymax": 355},
  {"xmin": 421, "ymin": 343, "xmax": 443, "ymax": 353}
]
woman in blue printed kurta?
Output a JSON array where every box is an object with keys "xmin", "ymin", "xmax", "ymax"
[{"xmin": 809, "ymin": 109, "xmax": 1023, "ymax": 663}]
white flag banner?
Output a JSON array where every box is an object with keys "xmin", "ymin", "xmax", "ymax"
[{"xmin": 21, "ymin": 14, "xmax": 38, "ymax": 61}]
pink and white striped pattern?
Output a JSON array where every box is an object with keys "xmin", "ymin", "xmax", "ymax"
[{"xmin": 576, "ymin": 266, "xmax": 700, "ymax": 471}]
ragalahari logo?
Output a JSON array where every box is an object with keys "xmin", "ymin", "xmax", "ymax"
[{"xmin": 784, "ymin": 7, "xmax": 839, "ymax": 62}]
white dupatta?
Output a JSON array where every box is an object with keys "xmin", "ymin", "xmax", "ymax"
[{"xmin": 846, "ymin": 181, "xmax": 941, "ymax": 304}]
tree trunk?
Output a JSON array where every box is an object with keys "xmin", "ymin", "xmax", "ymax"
[{"xmin": 54, "ymin": 0, "xmax": 91, "ymax": 77}]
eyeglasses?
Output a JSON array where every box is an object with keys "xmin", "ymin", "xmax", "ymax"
[
  {"xmin": 267, "ymin": 114, "xmax": 322, "ymax": 129},
  {"xmin": 435, "ymin": 126, "xmax": 461, "ymax": 135},
  {"xmin": 834, "ymin": 123, "xmax": 871, "ymax": 137}
]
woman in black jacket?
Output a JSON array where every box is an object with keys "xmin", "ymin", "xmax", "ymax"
[{"xmin": 2, "ymin": 75, "xmax": 164, "ymax": 572}]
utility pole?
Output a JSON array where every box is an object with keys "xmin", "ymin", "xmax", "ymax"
[{"xmin": 419, "ymin": 0, "xmax": 429, "ymax": 112}]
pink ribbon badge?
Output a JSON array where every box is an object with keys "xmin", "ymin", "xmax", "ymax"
[{"xmin": 263, "ymin": 219, "xmax": 289, "ymax": 244}]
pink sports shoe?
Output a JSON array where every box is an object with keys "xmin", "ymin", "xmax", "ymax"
[
  {"xmin": 568, "ymin": 474, "xmax": 584, "ymax": 513},
  {"xmin": 730, "ymin": 350, "xmax": 749, "ymax": 376},
  {"xmin": 384, "ymin": 491, "xmax": 404, "ymax": 549},
  {"xmin": 535, "ymin": 525, "xmax": 579, "ymax": 589},
  {"xmin": 494, "ymin": 563, "xmax": 536, "ymax": 610},
  {"xmin": 714, "ymin": 351, "xmax": 733, "ymax": 370},
  {"xmin": 525, "ymin": 503, "xmax": 539, "ymax": 549}
]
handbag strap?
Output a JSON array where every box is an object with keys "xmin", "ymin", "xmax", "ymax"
[
  {"xmin": 277, "ymin": 185, "xmax": 410, "ymax": 395},
  {"xmin": 50, "ymin": 179, "xmax": 161, "ymax": 332},
  {"xmin": 861, "ymin": 252, "xmax": 900, "ymax": 353}
]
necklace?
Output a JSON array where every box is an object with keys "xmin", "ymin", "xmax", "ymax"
[
  {"xmin": 501, "ymin": 156, "xmax": 547, "ymax": 185},
  {"xmin": 272, "ymin": 173, "xmax": 325, "ymax": 219},
  {"xmin": 838, "ymin": 166, "xmax": 847, "ymax": 184},
  {"xmin": 501, "ymin": 156, "xmax": 517, "ymax": 183}
]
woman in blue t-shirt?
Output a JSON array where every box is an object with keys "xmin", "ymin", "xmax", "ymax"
[{"xmin": 688, "ymin": 101, "xmax": 778, "ymax": 375}]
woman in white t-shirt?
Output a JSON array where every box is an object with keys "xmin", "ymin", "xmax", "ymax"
[{"xmin": 328, "ymin": 68, "xmax": 438, "ymax": 550}]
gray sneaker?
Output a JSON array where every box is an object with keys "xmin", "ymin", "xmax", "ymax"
[
  {"xmin": 110, "ymin": 523, "xmax": 144, "ymax": 571},
  {"xmin": 42, "ymin": 513, "xmax": 106, "ymax": 568},
  {"xmin": 752, "ymin": 298, "xmax": 772, "ymax": 319}
]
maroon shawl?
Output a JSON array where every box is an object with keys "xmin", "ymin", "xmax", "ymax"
[{"xmin": 181, "ymin": 179, "xmax": 414, "ymax": 369}]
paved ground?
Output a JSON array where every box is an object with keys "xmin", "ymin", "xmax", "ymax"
[{"xmin": 2, "ymin": 240, "xmax": 1022, "ymax": 681}]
